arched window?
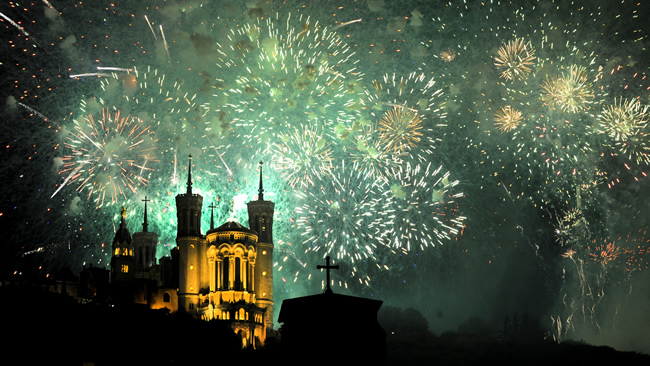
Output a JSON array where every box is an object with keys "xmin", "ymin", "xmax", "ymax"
[
  {"xmin": 163, "ymin": 292, "xmax": 171, "ymax": 303},
  {"xmin": 223, "ymin": 258, "xmax": 230, "ymax": 289},
  {"xmin": 234, "ymin": 257, "xmax": 241, "ymax": 290}
]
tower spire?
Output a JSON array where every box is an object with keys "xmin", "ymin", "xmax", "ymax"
[
  {"xmin": 142, "ymin": 196, "xmax": 150, "ymax": 232},
  {"xmin": 209, "ymin": 202, "xmax": 216, "ymax": 230},
  {"xmin": 186, "ymin": 154, "xmax": 193, "ymax": 195},
  {"xmin": 258, "ymin": 161, "xmax": 264, "ymax": 201}
]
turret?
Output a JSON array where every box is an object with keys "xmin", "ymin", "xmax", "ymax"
[
  {"xmin": 176, "ymin": 155, "xmax": 204, "ymax": 313},
  {"xmin": 111, "ymin": 206, "xmax": 135, "ymax": 283},
  {"xmin": 176, "ymin": 155, "xmax": 203, "ymax": 237},
  {"xmin": 132, "ymin": 196, "xmax": 158, "ymax": 271},
  {"xmin": 247, "ymin": 161, "xmax": 275, "ymax": 332}
]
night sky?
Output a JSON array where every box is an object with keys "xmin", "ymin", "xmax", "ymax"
[{"xmin": 1, "ymin": 0, "xmax": 649, "ymax": 355}]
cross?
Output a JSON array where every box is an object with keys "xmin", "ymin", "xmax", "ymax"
[{"xmin": 317, "ymin": 256, "xmax": 339, "ymax": 295}]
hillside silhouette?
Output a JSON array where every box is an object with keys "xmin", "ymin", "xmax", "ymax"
[{"xmin": 2, "ymin": 286, "xmax": 648, "ymax": 366}]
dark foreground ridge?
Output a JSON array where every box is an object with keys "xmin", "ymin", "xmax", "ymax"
[{"xmin": 2, "ymin": 286, "xmax": 648, "ymax": 366}]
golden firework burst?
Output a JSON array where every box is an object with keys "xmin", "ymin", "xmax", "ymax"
[
  {"xmin": 493, "ymin": 105, "xmax": 523, "ymax": 132},
  {"xmin": 440, "ymin": 48, "xmax": 456, "ymax": 62},
  {"xmin": 494, "ymin": 38, "xmax": 536, "ymax": 82},
  {"xmin": 598, "ymin": 97, "xmax": 649, "ymax": 141},
  {"xmin": 541, "ymin": 65, "xmax": 595, "ymax": 113},
  {"xmin": 378, "ymin": 104, "xmax": 423, "ymax": 152}
]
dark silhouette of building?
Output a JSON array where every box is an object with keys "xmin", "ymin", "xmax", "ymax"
[{"xmin": 277, "ymin": 256, "xmax": 386, "ymax": 364}]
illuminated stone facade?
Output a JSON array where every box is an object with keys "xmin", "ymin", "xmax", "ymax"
[
  {"xmin": 110, "ymin": 157, "xmax": 275, "ymax": 348},
  {"xmin": 176, "ymin": 158, "xmax": 275, "ymax": 347}
]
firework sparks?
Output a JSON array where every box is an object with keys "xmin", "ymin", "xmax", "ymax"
[
  {"xmin": 384, "ymin": 162, "xmax": 466, "ymax": 252},
  {"xmin": 440, "ymin": 48, "xmax": 456, "ymax": 62},
  {"xmin": 220, "ymin": 12, "xmax": 363, "ymax": 152},
  {"xmin": 270, "ymin": 122, "xmax": 334, "ymax": 190},
  {"xmin": 541, "ymin": 65, "xmax": 595, "ymax": 113},
  {"xmin": 494, "ymin": 38, "xmax": 536, "ymax": 82},
  {"xmin": 347, "ymin": 119, "xmax": 402, "ymax": 182},
  {"xmin": 57, "ymin": 107, "xmax": 158, "ymax": 206},
  {"xmin": 290, "ymin": 162, "xmax": 395, "ymax": 290},
  {"xmin": 598, "ymin": 97, "xmax": 649, "ymax": 142},
  {"xmin": 588, "ymin": 240, "xmax": 627, "ymax": 266},
  {"xmin": 494, "ymin": 105, "xmax": 524, "ymax": 132},
  {"xmin": 378, "ymin": 104, "xmax": 424, "ymax": 153}
]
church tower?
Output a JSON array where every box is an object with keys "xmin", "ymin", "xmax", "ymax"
[
  {"xmin": 247, "ymin": 161, "xmax": 275, "ymax": 333},
  {"xmin": 111, "ymin": 206, "xmax": 135, "ymax": 283},
  {"xmin": 132, "ymin": 196, "xmax": 158, "ymax": 272},
  {"xmin": 176, "ymin": 155, "xmax": 204, "ymax": 313}
]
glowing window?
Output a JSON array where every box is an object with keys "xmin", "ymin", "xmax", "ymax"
[
  {"xmin": 114, "ymin": 248, "xmax": 120, "ymax": 256},
  {"xmin": 190, "ymin": 265, "xmax": 194, "ymax": 270},
  {"xmin": 121, "ymin": 265, "xmax": 128, "ymax": 273}
]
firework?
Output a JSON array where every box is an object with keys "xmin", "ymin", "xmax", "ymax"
[
  {"xmin": 596, "ymin": 97, "xmax": 650, "ymax": 166},
  {"xmin": 541, "ymin": 65, "xmax": 595, "ymax": 113},
  {"xmin": 57, "ymin": 107, "xmax": 158, "ymax": 206},
  {"xmin": 3, "ymin": 1, "xmax": 650, "ymax": 353},
  {"xmin": 347, "ymin": 119, "xmax": 403, "ymax": 182},
  {"xmin": 440, "ymin": 48, "xmax": 456, "ymax": 62},
  {"xmin": 494, "ymin": 105, "xmax": 524, "ymax": 132},
  {"xmin": 588, "ymin": 240, "xmax": 627, "ymax": 267},
  {"xmin": 598, "ymin": 98, "xmax": 649, "ymax": 142},
  {"xmin": 219, "ymin": 12, "xmax": 364, "ymax": 153},
  {"xmin": 287, "ymin": 162, "xmax": 395, "ymax": 291},
  {"xmin": 360, "ymin": 71, "xmax": 447, "ymax": 169},
  {"xmin": 378, "ymin": 104, "xmax": 424, "ymax": 153},
  {"xmin": 383, "ymin": 162, "xmax": 466, "ymax": 252},
  {"xmin": 554, "ymin": 207, "xmax": 586, "ymax": 246},
  {"xmin": 270, "ymin": 122, "xmax": 334, "ymax": 190},
  {"xmin": 494, "ymin": 38, "xmax": 536, "ymax": 82}
]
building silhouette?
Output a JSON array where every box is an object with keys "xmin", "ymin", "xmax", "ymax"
[
  {"xmin": 109, "ymin": 156, "xmax": 275, "ymax": 348},
  {"xmin": 278, "ymin": 256, "xmax": 386, "ymax": 364}
]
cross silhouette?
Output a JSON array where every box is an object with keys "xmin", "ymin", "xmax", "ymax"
[{"xmin": 317, "ymin": 256, "xmax": 339, "ymax": 294}]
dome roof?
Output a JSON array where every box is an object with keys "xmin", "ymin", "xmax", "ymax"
[
  {"xmin": 113, "ymin": 205, "xmax": 132, "ymax": 244},
  {"xmin": 206, "ymin": 218, "xmax": 257, "ymax": 236},
  {"xmin": 113, "ymin": 225, "xmax": 132, "ymax": 244}
]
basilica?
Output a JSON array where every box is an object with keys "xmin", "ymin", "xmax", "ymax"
[{"xmin": 110, "ymin": 157, "xmax": 275, "ymax": 348}]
